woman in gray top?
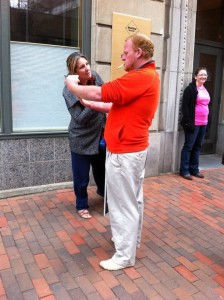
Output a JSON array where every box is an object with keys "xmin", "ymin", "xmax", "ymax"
[{"xmin": 63, "ymin": 52, "xmax": 106, "ymax": 219}]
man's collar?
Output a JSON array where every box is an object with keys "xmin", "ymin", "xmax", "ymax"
[{"xmin": 137, "ymin": 59, "xmax": 155, "ymax": 69}]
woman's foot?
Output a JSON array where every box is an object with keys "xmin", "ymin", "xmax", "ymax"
[
  {"xmin": 77, "ymin": 209, "xmax": 92, "ymax": 219},
  {"xmin": 180, "ymin": 174, "xmax": 193, "ymax": 180},
  {"xmin": 191, "ymin": 172, "xmax": 204, "ymax": 178}
]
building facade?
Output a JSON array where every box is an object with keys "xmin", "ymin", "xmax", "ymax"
[{"xmin": 0, "ymin": 0, "xmax": 223, "ymax": 197}]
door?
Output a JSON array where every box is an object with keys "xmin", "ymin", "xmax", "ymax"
[{"xmin": 193, "ymin": 44, "xmax": 223, "ymax": 153}]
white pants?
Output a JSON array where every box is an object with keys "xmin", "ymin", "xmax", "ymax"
[{"xmin": 106, "ymin": 149, "xmax": 147, "ymax": 267}]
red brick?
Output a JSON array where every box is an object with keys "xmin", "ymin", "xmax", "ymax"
[
  {"xmin": 0, "ymin": 218, "xmax": 8, "ymax": 228},
  {"xmin": 0, "ymin": 243, "xmax": 6, "ymax": 255},
  {"xmin": 124, "ymin": 267, "xmax": 141, "ymax": 280},
  {"xmin": 71, "ymin": 233, "xmax": 85, "ymax": 245},
  {"xmin": 75, "ymin": 275, "xmax": 96, "ymax": 294},
  {"xmin": 63, "ymin": 211, "xmax": 74, "ymax": 220},
  {"xmin": 93, "ymin": 247, "xmax": 109, "ymax": 260},
  {"xmin": 137, "ymin": 267, "xmax": 160, "ymax": 285},
  {"xmin": 49, "ymin": 258, "xmax": 67, "ymax": 275},
  {"xmin": 16, "ymin": 273, "xmax": 34, "ymax": 292},
  {"xmin": 215, "ymin": 287, "xmax": 224, "ymax": 298},
  {"xmin": 34, "ymin": 253, "xmax": 51, "ymax": 269},
  {"xmin": 0, "ymin": 254, "xmax": 11, "ymax": 270},
  {"xmin": 87, "ymin": 256, "xmax": 102, "ymax": 272},
  {"xmin": 82, "ymin": 220, "xmax": 95, "ymax": 230},
  {"xmin": 40, "ymin": 295, "xmax": 56, "ymax": 300},
  {"xmin": 98, "ymin": 270, "xmax": 119, "ymax": 288},
  {"xmin": 212, "ymin": 264, "xmax": 224, "ymax": 275},
  {"xmin": 213, "ymin": 274, "xmax": 224, "ymax": 287},
  {"xmin": 11, "ymin": 258, "xmax": 26, "ymax": 275},
  {"xmin": 176, "ymin": 256, "xmax": 198, "ymax": 271},
  {"xmin": 63, "ymin": 241, "xmax": 80, "ymax": 255},
  {"xmin": 32, "ymin": 278, "xmax": 52, "ymax": 298},
  {"xmin": 69, "ymin": 218, "xmax": 82, "ymax": 228},
  {"xmin": 193, "ymin": 251, "xmax": 214, "ymax": 265},
  {"xmin": 117, "ymin": 273, "xmax": 139, "ymax": 294},
  {"xmin": 175, "ymin": 265, "xmax": 198, "ymax": 282},
  {"xmin": 173, "ymin": 287, "xmax": 194, "ymax": 300},
  {"xmin": 56, "ymin": 230, "xmax": 70, "ymax": 242},
  {"xmin": 0, "ymin": 279, "xmax": 5, "ymax": 296},
  {"xmin": 93, "ymin": 222, "xmax": 107, "ymax": 233},
  {"xmin": 93, "ymin": 280, "xmax": 115, "ymax": 299}
]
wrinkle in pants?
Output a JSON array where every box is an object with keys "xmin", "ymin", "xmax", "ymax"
[{"xmin": 106, "ymin": 150, "xmax": 147, "ymax": 267}]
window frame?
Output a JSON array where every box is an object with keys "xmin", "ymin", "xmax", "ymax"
[{"xmin": 0, "ymin": 0, "xmax": 91, "ymax": 138}]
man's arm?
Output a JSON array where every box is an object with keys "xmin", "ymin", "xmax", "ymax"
[
  {"xmin": 80, "ymin": 99, "xmax": 112, "ymax": 113},
  {"xmin": 65, "ymin": 76, "xmax": 102, "ymax": 102}
]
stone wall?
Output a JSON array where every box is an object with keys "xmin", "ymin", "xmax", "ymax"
[{"xmin": 0, "ymin": 137, "xmax": 73, "ymax": 195}]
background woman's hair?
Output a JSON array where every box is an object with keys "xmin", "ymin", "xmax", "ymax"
[
  {"xmin": 194, "ymin": 67, "xmax": 208, "ymax": 77},
  {"xmin": 192, "ymin": 66, "xmax": 208, "ymax": 82}
]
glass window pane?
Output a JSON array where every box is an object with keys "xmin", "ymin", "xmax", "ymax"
[
  {"xmin": 11, "ymin": 42, "xmax": 75, "ymax": 132},
  {"xmin": 196, "ymin": 0, "xmax": 224, "ymax": 43},
  {"xmin": 10, "ymin": 0, "xmax": 80, "ymax": 47},
  {"xmin": 9, "ymin": 0, "xmax": 82, "ymax": 133}
]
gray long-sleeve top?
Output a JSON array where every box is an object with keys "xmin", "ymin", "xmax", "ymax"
[{"xmin": 63, "ymin": 71, "xmax": 106, "ymax": 155}]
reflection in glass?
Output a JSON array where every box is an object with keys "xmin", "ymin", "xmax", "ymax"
[
  {"xmin": 196, "ymin": 0, "xmax": 224, "ymax": 43},
  {"xmin": 9, "ymin": 0, "xmax": 82, "ymax": 132},
  {"xmin": 10, "ymin": 0, "xmax": 80, "ymax": 47}
]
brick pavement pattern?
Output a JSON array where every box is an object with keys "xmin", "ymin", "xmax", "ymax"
[{"xmin": 0, "ymin": 168, "xmax": 224, "ymax": 300}]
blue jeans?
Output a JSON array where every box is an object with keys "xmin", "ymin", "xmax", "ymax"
[
  {"xmin": 71, "ymin": 150, "xmax": 105, "ymax": 210},
  {"xmin": 179, "ymin": 125, "xmax": 207, "ymax": 176}
]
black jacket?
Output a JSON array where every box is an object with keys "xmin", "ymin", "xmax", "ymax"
[{"xmin": 180, "ymin": 82, "xmax": 198, "ymax": 132}]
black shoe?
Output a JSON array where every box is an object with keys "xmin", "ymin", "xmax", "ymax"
[
  {"xmin": 180, "ymin": 174, "xmax": 193, "ymax": 180},
  {"xmin": 192, "ymin": 173, "xmax": 204, "ymax": 178}
]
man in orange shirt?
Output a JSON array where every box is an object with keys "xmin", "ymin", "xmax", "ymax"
[{"xmin": 65, "ymin": 33, "xmax": 160, "ymax": 270}]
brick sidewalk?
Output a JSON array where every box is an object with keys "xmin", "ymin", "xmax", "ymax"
[{"xmin": 0, "ymin": 168, "xmax": 224, "ymax": 300}]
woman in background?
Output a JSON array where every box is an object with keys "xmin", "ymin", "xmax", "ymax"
[
  {"xmin": 63, "ymin": 52, "xmax": 106, "ymax": 218},
  {"xmin": 180, "ymin": 67, "xmax": 210, "ymax": 180}
]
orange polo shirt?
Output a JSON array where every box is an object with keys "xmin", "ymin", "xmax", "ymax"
[{"xmin": 101, "ymin": 61, "xmax": 160, "ymax": 153}]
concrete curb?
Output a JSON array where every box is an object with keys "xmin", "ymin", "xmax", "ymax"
[{"xmin": 0, "ymin": 182, "xmax": 73, "ymax": 199}]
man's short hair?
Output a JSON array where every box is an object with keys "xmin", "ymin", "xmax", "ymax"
[{"xmin": 127, "ymin": 33, "xmax": 154, "ymax": 59}]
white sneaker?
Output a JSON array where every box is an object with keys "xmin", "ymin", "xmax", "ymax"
[{"xmin": 99, "ymin": 259, "xmax": 125, "ymax": 271}]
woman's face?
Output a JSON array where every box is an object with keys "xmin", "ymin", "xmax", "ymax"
[
  {"xmin": 195, "ymin": 69, "xmax": 208, "ymax": 86},
  {"xmin": 75, "ymin": 57, "xmax": 91, "ymax": 84}
]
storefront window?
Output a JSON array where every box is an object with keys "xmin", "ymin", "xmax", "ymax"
[
  {"xmin": 10, "ymin": 0, "xmax": 80, "ymax": 47},
  {"xmin": 9, "ymin": 0, "xmax": 82, "ymax": 132},
  {"xmin": 196, "ymin": 0, "xmax": 224, "ymax": 43}
]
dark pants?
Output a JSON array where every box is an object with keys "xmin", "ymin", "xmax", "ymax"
[
  {"xmin": 179, "ymin": 125, "xmax": 207, "ymax": 176},
  {"xmin": 71, "ymin": 150, "xmax": 105, "ymax": 210}
]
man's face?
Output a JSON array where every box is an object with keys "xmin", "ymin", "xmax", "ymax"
[{"xmin": 121, "ymin": 39, "xmax": 138, "ymax": 72}]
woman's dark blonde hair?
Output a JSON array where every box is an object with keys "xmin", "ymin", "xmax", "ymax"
[
  {"xmin": 126, "ymin": 33, "xmax": 154, "ymax": 59},
  {"xmin": 66, "ymin": 52, "xmax": 96, "ymax": 85},
  {"xmin": 66, "ymin": 52, "xmax": 88, "ymax": 75}
]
